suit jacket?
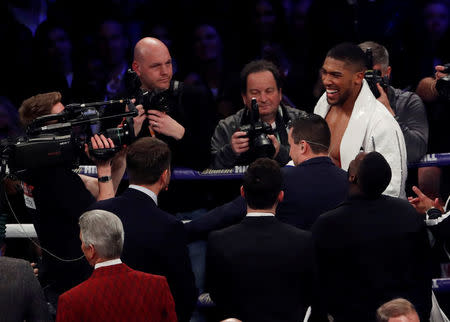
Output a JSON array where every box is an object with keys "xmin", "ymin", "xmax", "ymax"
[
  {"xmin": 206, "ymin": 216, "xmax": 314, "ymax": 322},
  {"xmin": 312, "ymin": 195, "xmax": 432, "ymax": 322},
  {"xmin": 0, "ymin": 257, "xmax": 50, "ymax": 321},
  {"xmin": 278, "ymin": 157, "xmax": 348, "ymax": 230},
  {"xmin": 314, "ymin": 79, "xmax": 408, "ymax": 198},
  {"xmin": 185, "ymin": 157, "xmax": 348, "ymax": 241},
  {"xmin": 88, "ymin": 188, "xmax": 197, "ymax": 322},
  {"xmin": 56, "ymin": 263, "xmax": 177, "ymax": 322}
]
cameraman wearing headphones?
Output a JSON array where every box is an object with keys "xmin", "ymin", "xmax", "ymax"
[{"xmin": 17, "ymin": 91, "xmax": 125, "ymax": 311}]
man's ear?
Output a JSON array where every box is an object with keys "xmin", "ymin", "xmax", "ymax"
[
  {"xmin": 354, "ymin": 70, "xmax": 365, "ymax": 84},
  {"xmin": 300, "ymin": 140, "xmax": 309, "ymax": 154},
  {"xmin": 240, "ymin": 186, "xmax": 245, "ymax": 198},
  {"xmin": 160, "ymin": 169, "xmax": 170, "ymax": 189},
  {"xmin": 348, "ymin": 174, "xmax": 358, "ymax": 184},
  {"xmin": 277, "ymin": 190, "xmax": 284, "ymax": 203},
  {"xmin": 386, "ymin": 66, "xmax": 392, "ymax": 78},
  {"xmin": 241, "ymin": 94, "xmax": 248, "ymax": 107},
  {"xmin": 85, "ymin": 244, "xmax": 96, "ymax": 261},
  {"xmin": 132, "ymin": 61, "xmax": 140, "ymax": 76}
]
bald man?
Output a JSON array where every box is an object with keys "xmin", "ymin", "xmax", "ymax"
[
  {"xmin": 133, "ymin": 37, "xmax": 173, "ymax": 92},
  {"xmin": 131, "ymin": 37, "xmax": 214, "ymax": 171},
  {"xmin": 312, "ymin": 152, "xmax": 431, "ymax": 321}
]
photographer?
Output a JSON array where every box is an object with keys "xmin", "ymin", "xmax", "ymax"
[
  {"xmin": 358, "ymin": 41, "xmax": 429, "ymax": 163},
  {"xmin": 17, "ymin": 92, "xmax": 126, "ymax": 309},
  {"xmin": 130, "ymin": 37, "xmax": 214, "ymax": 170},
  {"xmin": 415, "ymin": 64, "xmax": 450, "ymax": 200},
  {"xmin": 211, "ymin": 59, "xmax": 306, "ymax": 169}
]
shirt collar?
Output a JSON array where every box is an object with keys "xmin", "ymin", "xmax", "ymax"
[
  {"xmin": 95, "ymin": 258, "xmax": 122, "ymax": 270},
  {"xmin": 129, "ymin": 185, "xmax": 158, "ymax": 205},
  {"xmin": 246, "ymin": 212, "xmax": 275, "ymax": 217}
]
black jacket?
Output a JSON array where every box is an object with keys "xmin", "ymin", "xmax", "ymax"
[
  {"xmin": 88, "ymin": 187, "xmax": 198, "ymax": 322},
  {"xmin": 312, "ymin": 195, "xmax": 432, "ymax": 322}
]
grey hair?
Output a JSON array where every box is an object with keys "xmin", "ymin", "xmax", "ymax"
[
  {"xmin": 79, "ymin": 209, "xmax": 124, "ymax": 259},
  {"xmin": 358, "ymin": 41, "xmax": 390, "ymax": 73}
]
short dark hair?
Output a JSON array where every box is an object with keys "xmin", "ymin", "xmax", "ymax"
[
  {"xmin": 126, "ymin": 137, "xmax": 171, "ymax": 185},
  {"xmin": 18, "ymin": 92, "xmax": 62, "ymax": 127},
  {"xmin": 242, "ymin": 158, "xmax": 282, "ymax": 210},
  {"xmin": 240, "ymin": 59, "xmax": 282, "ymax": 93},
  {"xmin": 290, "ymin": 113, "xmax": 330, "ymax": 154},
  {"xmin": 358, "ymin": 152, "xmax": 391, "ymax": 197},
  {"xmin": 326, "ymin": 42, "xmax": 367, "ymax": 72},
  {"xmin": 377, "ymin": 298, "xmax": 418, "ymax": 322}
]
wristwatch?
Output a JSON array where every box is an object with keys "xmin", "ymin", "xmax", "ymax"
[
  {"xmin": 426, "ymin": 207, "xmax": 443, "ymax": 220},
  {"xmin": 98, "ymin": 175, "xmax": 112, "ymax": 183}
]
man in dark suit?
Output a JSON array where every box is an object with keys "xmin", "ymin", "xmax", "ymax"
[
  {"xmin": 88, "ymin": 137, "xmax": 197, "ymax": 322},
  {"xmin": 56, "ymin": 209, "xmax": 177, "ymax": 322},
  {"xmin": 0, "ymin": 255, "xmax": 50, "ymax": 321},
  {"xmin": 185, "ymin": 113, "xmax": 348, "ymax": 240},
  {"xmin": 312, "ymin": 152, "xmax": 432, "ymax": 322},
  {"xmin": 278, "ymin": 113, "xmax": 348, "ymax": 230},
  {"xmin": 206, "ymin": 158, "xmax": 315, "ymax": 322}
]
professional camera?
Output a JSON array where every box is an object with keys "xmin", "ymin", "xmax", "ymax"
[
  {"xmin": 0, "ymin": 99, "xmax": 137, "ymax": 176},
  {"xmin": 125, "ymin": 69, "xmax": 181, "ymax": 113},
  {"xmin": 436, "ymin": 63, "xmax": 450, "ymax": 100},
  {"xmin": 239, "ymin": 98, "xmax": 275, "ymax": 158},
  {"xmin": 364, "ymin": 48, "xmax": 389, "ymax": 98}
]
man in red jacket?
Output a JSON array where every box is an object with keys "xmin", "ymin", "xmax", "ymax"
[{"xmin": 56, "ymin": 209, "xmax": 177, "ymax": 322}]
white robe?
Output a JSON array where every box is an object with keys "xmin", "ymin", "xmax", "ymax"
[{"xmin": 314, "ymin": 79, "xmax": 407, "ymax": 199}]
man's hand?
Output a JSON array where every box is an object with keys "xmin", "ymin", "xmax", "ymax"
[
  {"xmin": 268, "ymin": 134, "xmax": 280, "ymax": 159},
  {"xmin": 147, "ymin": 109, "xmax": 185, "ymax": 140},
  {"xmin": 84, "ymin": 134, "xmax": 116, "ymax": 201},
  {"xmin": 408, "ymin": 185, "xmax": 443, "ymax": 214},
  {"xmin": 376, "ymin": 83, "xmax": 395, "ymax": 116},
  {"xmin": 435, "ymin": 65, "xmax": 449, "ymax": 81},
  {"xmin": 31, "ymin": 262, "xmax": 38, "ymax": 277},
  {"xmin": 128, "ymin": 101, "xmax": 146, "ymax": 135},
  {"xmin": 231, "ymin": 131, "xmax": 250, "ymax": 155},
  {"xmin": 85, "ymin": 134, "xmax": 115, "ymax": 168}
]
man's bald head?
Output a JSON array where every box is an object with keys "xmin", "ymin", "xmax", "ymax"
[
  {"xmin": 132, "ymin": 37, "xmax": 173, "ymax": 91},
  {"xmin": 134, "ymin": 37, "xmax": 168, "ymax": 61},
  {"xmin": 348, "ymin": 151, "xmax": 392, "ymax": 198}
]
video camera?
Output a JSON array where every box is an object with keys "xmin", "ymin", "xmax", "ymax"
[
  {"xmin": 436, "ymin": 63, "xmax": 450, "ymax": 100},
  {"xmin": 239, "ymin": 98, "xmax": 275, "ymax": 158},
  {"xmin": 364, "ymin": 48, "xmax": 390, "ymax": 98},
  {"xmin": 125, "ymin": 69, "xmax": 181, "ymax": 113},
  {"xmin": 0, "ymin": 99, "xmax": 137, "ymax": 177}
]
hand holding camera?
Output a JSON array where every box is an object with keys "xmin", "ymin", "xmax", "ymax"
[
  {"xmin": 231, "ymin": 131, "xmax": 250, "ymax": 155},
  {"xmin": 375, "ymin": 83, "xmax": 395, "ymax": 116},
  {"xmin": 363, "ymin": 48, "xmax": 390, "ymax": 99},
  {"xmin": 435, "ymin": 64, "xmax": 450, "ymax": 100},
  {"xmin": 147, "ymin": 109, "xmax": 185, "ymax": 140},
  {"xmin": 435, "ymin": 64, "xmax": 449, "ymax": 80},
  {"xmin": 233, "ymin": 98, "xmax": 276, "ymax": 159}
]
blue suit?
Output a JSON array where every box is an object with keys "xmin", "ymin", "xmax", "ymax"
[
  {"xmin": 185, "ymin": 156, "xmax": 348, "ymax": 240},
  {"xmin": 89, "ymin": 188, "xmax": 197, "ymax": 322},
  {"xmin": 277, "ymin": 156, "xmax": 349, "ymax": 230}
]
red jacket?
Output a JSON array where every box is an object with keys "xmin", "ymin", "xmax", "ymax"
[{"xmin": 56, "ymin": 263, "xmax": 177, "ymax": 322}]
